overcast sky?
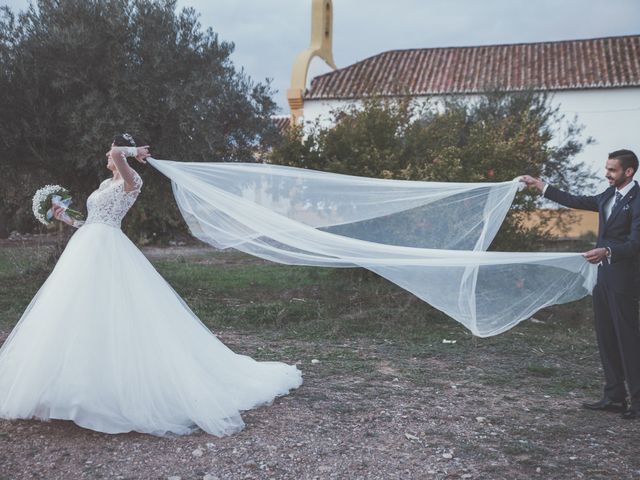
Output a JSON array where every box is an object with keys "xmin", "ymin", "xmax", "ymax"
[{"xmin": 3, "ymin": 0, "xmax": 640, "ymax": 113}]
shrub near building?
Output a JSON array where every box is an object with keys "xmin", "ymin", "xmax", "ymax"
[{"xmin": 269, "ymin": 93, "xmax": 595, "ymax": 251}]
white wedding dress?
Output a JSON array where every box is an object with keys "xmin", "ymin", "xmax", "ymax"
[{"xmin": 0, "ymin": 171, "xmax": 302, "ymax": 436}]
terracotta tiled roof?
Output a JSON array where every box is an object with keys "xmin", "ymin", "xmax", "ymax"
[
  {"xmin": 271, "ymin": 115, "xmax": 291, "ymax": 133},
  {"xmin": 305, "ymin": 35, "xmax": 640, "ymax": 100}
]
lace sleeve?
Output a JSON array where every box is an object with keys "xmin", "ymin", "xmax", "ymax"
[{"xmin": 124, "ymin": 172, "xmax": 143, "ymax": 195}]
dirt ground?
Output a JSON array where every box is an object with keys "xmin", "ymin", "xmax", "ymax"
[
  {"xmin": 2, "ymin": 331, "xmax": 640, "ymax": 480},
  {"xmin": 1, "ymin": 244, "xmax": 639, "ymax": 479}
]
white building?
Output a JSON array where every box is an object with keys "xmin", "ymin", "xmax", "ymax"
[{"xmin": 298, "ymin": 35, "xmax": 640, "ymax": 192}]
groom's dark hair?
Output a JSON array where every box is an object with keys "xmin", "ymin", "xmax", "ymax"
[{"xmin": 609, "ymin": 149, "xmax": 639, "ymax": 175}]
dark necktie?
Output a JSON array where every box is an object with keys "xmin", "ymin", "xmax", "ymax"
[{"xmin": 613, "ymin": 191, "xmax": 623, "ymax": 211}]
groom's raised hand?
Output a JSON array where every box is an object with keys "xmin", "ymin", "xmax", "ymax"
[{"xmin": 520, "ymin": 175, "xmax": 545, "ymax": 192}]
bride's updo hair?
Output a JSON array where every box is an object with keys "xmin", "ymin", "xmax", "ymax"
[{"xmin": 113, "ymin": 133, "xmax": 137, "ymax": 147}]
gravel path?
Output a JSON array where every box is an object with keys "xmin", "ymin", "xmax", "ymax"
[{"xmin": 1, "ymin": 331, "xmax": 639, "ymax": 479}]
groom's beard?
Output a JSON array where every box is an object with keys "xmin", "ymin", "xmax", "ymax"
[
  {"xmin": 607, "ymin": 176, "xmax": 627, "ymax": 188},
  {"xmin": 614, "ymin": 178, "xmax": 631, "ymax": 189}
]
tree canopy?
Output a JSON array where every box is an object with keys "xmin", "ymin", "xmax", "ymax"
[{"xmin": 0, "ymin": 0, "xmax": 278, "ymax": 239}]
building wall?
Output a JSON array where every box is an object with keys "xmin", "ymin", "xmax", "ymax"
[{"xmin": 302, "ymin": 87, "xmax": 640, "ymax": 193}]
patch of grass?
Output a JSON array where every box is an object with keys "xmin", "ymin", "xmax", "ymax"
[
  {"xmin": 0, "ymin": 245, "xmax": 56, "ymax": 330},
  {"xmin": 0, "ymin": 244, "xmax": 55, "ymax": 278},
  {"xmin": 542, "ymin": 376, "xmax": 600, "ymax": 396},
  {"xmin": 527, "ymin": 364, "xmax": 559, "ymax": 377},
  {"xmin": 481, "ymin": 371, "xmax": 518, "ymax": 387},
  {"xmin": 153, "ymin": 258, "xmax": 460, "ymax": 342},
  {"xmin": 0, "ymin": 245, "xmax": 599, "ymax": 389},
  {"xmin": 154, "ymin": 260, "xmax": 330, "ymax": 295}
]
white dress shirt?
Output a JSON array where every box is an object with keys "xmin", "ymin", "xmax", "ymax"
[{"xmin": 604, "ymin": 180, "xmax": 636, "ymax": 220}]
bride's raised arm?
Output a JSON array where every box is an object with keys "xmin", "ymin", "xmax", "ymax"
[{"xmin": 109, "ymin": 145, "xmax": 150, "ymax": 192}]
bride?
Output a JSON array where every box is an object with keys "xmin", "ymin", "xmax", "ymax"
[{"xmin": 0, "ymin": 134, "xmax": 302, "ymax": 437}]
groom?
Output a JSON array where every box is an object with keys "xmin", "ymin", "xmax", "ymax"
[{"xmin": 522, "ymin": 149, "xmax": 640, "ymax": 420}]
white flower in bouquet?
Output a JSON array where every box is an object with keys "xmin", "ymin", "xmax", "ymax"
[{"xmin": 32, "ymin": 185, "xmax": 83, "ymax": 226}]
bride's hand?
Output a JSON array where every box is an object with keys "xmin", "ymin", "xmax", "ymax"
[
  {"xmin": 135, "ymin": 146, "xmax": 151, "ymax": 164},
  {"xmin": 52, "ymin": 205, "xmax": 68, "ymax": 223}
]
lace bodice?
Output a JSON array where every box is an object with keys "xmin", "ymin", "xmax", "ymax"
[{"xmin": 84, "ymin": 172, "xmax": 143, "ymax": 228}]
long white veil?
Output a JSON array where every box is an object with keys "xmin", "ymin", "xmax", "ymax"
[{"xmin": 148, "ymin": 158, "xmax": 595, "ymax": 337}]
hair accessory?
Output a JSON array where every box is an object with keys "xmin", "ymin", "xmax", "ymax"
[{"xmin": 122, "ymin": 133, "xmax": 136, "ymax": 146}]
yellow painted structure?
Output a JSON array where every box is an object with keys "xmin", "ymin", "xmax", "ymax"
[
  {"xmin": 288, "ymin": 0, "xmax": 337, "ymax": 124},
  {"xmin": 519, "ymin": 209, "xmax": 599, "ymax": 239}
]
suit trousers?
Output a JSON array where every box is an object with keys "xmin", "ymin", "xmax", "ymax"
[{"xmin": 592, "ymin": 266, "xmax": 640, "ymax": 405}]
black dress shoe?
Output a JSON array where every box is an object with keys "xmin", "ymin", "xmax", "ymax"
[
  {"xmin": 582, "ymin": 398, "xmax": 628, "ymax": 413},
  {"xmin": 622, "ymin": 407, "xmax": 640, "ymax": 419}
]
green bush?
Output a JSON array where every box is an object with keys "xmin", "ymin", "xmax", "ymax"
[{"xmin": 268, "ymin": 93, "xmax": 595, "ymax": 250}]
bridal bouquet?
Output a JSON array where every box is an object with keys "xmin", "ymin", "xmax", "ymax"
[{"xmin": 32, "ymin": 185, "xmax": 84, "ymax": 226}]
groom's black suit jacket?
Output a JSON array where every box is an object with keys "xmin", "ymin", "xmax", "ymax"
[
  {"xmin": 545, "ymin": 183, "xmax": 640, "ymax": 294},
  {"xmin": 546, "ymin": 181, "xmax": 640, "ymax": 403}
]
